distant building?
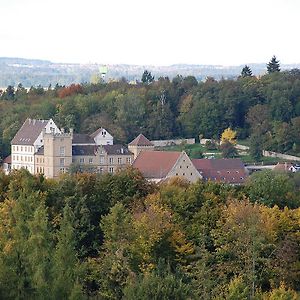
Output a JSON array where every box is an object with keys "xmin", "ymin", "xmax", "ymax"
[
  {"xmin": 192, "ymin": 158, "xmax": 248, "ymax": 185},
  {"xmin": 128, "ymin": 134, "xmax": 155, "ymax": 160},
  {"xmin": 133, "ymin": 150, "xmax": 202, "ymax": 183},
  {"xmin": 10, "ymin": 118, "xmax": 131, "ymax": 178}
]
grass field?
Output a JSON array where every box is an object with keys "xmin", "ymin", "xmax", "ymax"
[{"xmin": 156, "ymin": 142, "xmax": 284, "ymax": 164}]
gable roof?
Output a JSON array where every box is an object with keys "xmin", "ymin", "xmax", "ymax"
[
  {"xmin": 128, "ymin": 134, "xmax": 154, "ymax": 147},
  {"xmin": 133, "ymin": 150, "xmax": 181, "ymax": 179},
  {"xmin": 90, "ymin": 127, "xmax": 103, "ymax": 139},
  {"xmin": 103, "ymin": 144, "xmax": 133, "ymax": 155},
  {"xmin": 3, "ymin": 155, "xmax": 11, "ymax": 164},
  {"xmin": 192, "ymin": 158, "xmax": 247, "ymax": 184},
  {"xmin": 72, "ymin": 134, "xmax": 95, "ymax": 145},
  {"xmin": 11, "ymin": 118, "xmax": 49, "ymax": 145}
]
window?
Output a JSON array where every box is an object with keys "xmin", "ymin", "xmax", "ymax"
[
  {"xmin": 109, "ymin": 167, "xmax": 114, "ymax": 173},
  {"xmin": 16, "ymin": 146, "xmax": 19, "ymax": 151},
  {"xmin": 59, "ymin": 146, "xmax": 65, "ymax": 156},
  {"xmin": 126, "ymin": 157, "xmax": 131, "ymax": 164},
  {"xmin": 176, "ymin": 173, "xmax": 178, "ymax": 176},
  {"xmin": 100, "ymin": 156, "xmax": 104, "ymax": 164},
  {"xmin": 60, "ymin": 158, "xmax": 65, "ymax": 167},
  {"xmin": 190, "ymin": 173, "xmax": 193, "ymax": 176},
  {"xmin": 13, "ymin": 146, "xmax": 15, "ymax": 151},
  {"xmin": 183, "ymin": 173, "xmax": 185, "ymax": 176},
  {"xmin": 179, "ymin": 166, "xmax": 182, "ymax": 169},
  {"xmin": 99, "ymin": 167, "xmax": 103, "ymax": 174},
  {"xmin": 25, "ymin": 146, "xmax": 27, "ymax": 152},
  {"xmin": 117, "ymin": 157, "xmax": 122, "ymax": 164},
  {"xmin": 79, "ymin": 158, "xmax": 84, "ymax": 164},
  {"xmin": 21, "ymin": 146, "xmax": 23, "ymax": 152},
  {"xmin": 109, "ymin": 157, "xmax": 114, "ymax": 164},
  {"xmin": 89, "ymin": 158, "xmax": 93, "ymax": 164},
  {"xmin": 187, "ymin": 165, "xmax": 189, "ymax": 169},
  {"xmin": 25, "ymin": 156, "xmax": 27, "ymax": 162}
]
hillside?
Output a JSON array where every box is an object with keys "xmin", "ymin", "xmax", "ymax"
[{"xmin": 1, "ymin": 57, "xmax": 300, "ymax": 87}]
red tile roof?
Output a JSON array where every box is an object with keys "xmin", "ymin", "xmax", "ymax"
[
  {"xmin": 129, "ymin": 134, "xmax": 154, "ymax": 146},
  {"xmin": 3, "ymin": 155, "xmax": 11, "ymax": 164},
  {"xmin": 192, "ymin": 158, "xmax": 247, "ymax": 184},
  {"xmin": 133, "ymin": 151, "xmax": 181, "ymax": 178}
]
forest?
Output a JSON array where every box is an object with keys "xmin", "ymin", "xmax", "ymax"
[
  {"xmin": 0, "ymin": 62, "xmax": 300, "ymax": 161},
  {"xmin": 0, "ymin": 167, "xmax": 299, "ymax": 299}
]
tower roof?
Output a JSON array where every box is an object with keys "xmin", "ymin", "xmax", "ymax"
[{"xmin": 128, "ymin": 134, "xmax": 154, "ymax": 147}]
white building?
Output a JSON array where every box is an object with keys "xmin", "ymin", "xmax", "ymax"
[{"xmin": 11, "ymin": 118, "xmax": 60, "ymax": 174}]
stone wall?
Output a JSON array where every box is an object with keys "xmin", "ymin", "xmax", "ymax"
[
  {"xmin": 263, "ymin": 150, "xmax": 300, "ymax": 162},
  {"xmin": 152, "ymin": 138, "xmax": 195, "ymax": 147}
]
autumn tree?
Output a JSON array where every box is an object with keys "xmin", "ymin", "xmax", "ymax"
[{"xmin": 220, "ymin": 127, "xmax": 237, "ymax": 145}]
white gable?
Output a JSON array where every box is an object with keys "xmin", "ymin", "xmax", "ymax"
[
  {"xmin": 33, "ymin": 119, "xmax": 60, "ymax": 149},
  {"xmin": 93, "ymin": 128, "xmax": 114, "ymax": 145}
]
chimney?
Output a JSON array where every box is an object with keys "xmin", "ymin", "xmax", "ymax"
[{"xmin": 70, "ymin": 128, "xmax": 74, "ymax": 139}]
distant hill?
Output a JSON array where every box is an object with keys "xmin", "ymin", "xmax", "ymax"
[{"xmin": 1, "ymin": 57, "xmax": 300, "ymax": 88}]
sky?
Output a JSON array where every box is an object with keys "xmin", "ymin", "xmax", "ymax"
[{"xmin": 0, "ymin": 0, "xmax": 299, "ymax": 66}]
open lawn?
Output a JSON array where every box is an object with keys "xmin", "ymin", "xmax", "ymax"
[{"xmin": 157, "ymin": 142, "xmax": 285, "ymax": 164}]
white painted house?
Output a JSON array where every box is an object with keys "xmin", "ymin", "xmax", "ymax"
[
  {"xmin": 90, "ymin": 128, "xmax": 114, "ymax": 145},
  {"xmin": 11, "ymin": 118, "xmax": 60, "ymax": 174}
]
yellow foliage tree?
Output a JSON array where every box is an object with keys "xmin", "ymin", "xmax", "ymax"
[{"xmin": 221, "ymin": 127, "xmax": 237, "ymax": 145}]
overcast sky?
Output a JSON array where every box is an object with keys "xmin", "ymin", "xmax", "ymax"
[{"xmin": 1, "ymin": 0, "xmax": 299, "ymax": 66}]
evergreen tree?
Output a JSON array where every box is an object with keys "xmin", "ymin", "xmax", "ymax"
[
  {"xmin": 52, "ymin": 204, "xmax": 83, "ymax": 299},
  {"xmin": 141, "ymin": 70, "xmax": 154, "ymax": 84},
  {"xmin": 241, "ymin": 65, "xmax": 252, "ymax": 77},
  {"xmin": 267, "ymin": 55, "xmax": 280, "ymax": 73}
]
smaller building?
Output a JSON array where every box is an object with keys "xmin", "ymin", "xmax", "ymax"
[
  {"xmin": 90, "ymin": 128, "xmax": 113, "ymax": 145},
  {"xmin": 192, "ymin": 158, "xmax": 248, "ymax": 185},
  {"xmin": 133, "ymin": 150, "xmax": 202, "ymax": 183},
  {"xmin": 273, "ymin": 162, "xmax": 300, "ymax": 173},
  {"xmin": 2, "ymin": 155, "xmax": 11, "ymax": 175},
  {"xmin": 128, "ymin": 134, "xmax": 155, "ymax": 160}
]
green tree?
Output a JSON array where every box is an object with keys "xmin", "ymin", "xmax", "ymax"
[
  {"xmin": 246, "ymin": 170, "xmax": 299, "ymax": 208},
  {"xmin": 141, "ymin": 70, "xmax": 154, "ymax": 84},
  {"xmin": 123, "ymin": 262, "xmax": 192, "ymax": 300},
  {"xmin": 249, "ymin": 133, "xmax": 263, "ymax": 161},
  {"xmin": 241, "ymin": 65, "xmax": 253, "ymax": 77},
  {"xmin": 52, "ymin": 204, "xmax": 83, "ymax": 299},
  {"xmin": 267, "ymin": 55, "xmax": 280, "ymax": 73},
  {"xmin": 219, "ymin": 140, "xmax": 238, "ymax": 158}
]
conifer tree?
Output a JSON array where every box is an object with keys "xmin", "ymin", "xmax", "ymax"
[
  {"xmin": 52, "ymin": 204, "xmax": 83, "ymax": 299},
  {"xmin": 241, "ymin": 65, "xmax": 252, "ymax": 77},
  {"xmin": 267, "ymin": 55, "xmax": 280, "ymax": 73},
  {"xmin": 27, "ymin": 201, "xmax": 53, "ymax": 299}
]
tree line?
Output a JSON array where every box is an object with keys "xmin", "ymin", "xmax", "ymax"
[
  {"xmin": 0, "ymin": 167, "xmax": 299, "ymax": 299},
  {"xmin": 0, "ymin": 57, "xmax": 300, "ymax": 161}
]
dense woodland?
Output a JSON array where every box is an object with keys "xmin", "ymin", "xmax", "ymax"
[
  {"xmin": 0, "ymin": 167, "xmax": 299, "ymax": 299},
  {"xmin": 1, "ymin": 64, "xmax": 300, "ymax": 161}
]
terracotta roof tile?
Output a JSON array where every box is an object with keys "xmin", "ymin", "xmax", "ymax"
[
  {"xmin": 192, "ymin": 158, "xmax": 247, "ymax": 184},
  {"xmin": 129, "ymin": 134, "xmax": 154, "ymax": 146},
  {"xmin": 133, "ymin": 150, "xmax": 181, "ymax": 178}
]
